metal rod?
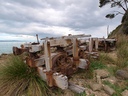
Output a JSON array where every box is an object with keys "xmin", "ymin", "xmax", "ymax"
[{"xmin": 36, "ymin": 34, "xmax": 39, "ymax": 43}]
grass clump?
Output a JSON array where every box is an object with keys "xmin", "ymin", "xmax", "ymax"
[
  {"xmin": 103, "ymin": 81, "xmax": 123, "ymax": 96},
  {"xmin": 99, "ymin": 53, "xmax": 116, "ymax": 64},
  {"xmin": 77, "ymin": 55, "xmax": 107, "ymax": 79},
  {"xmin": 0, "ymin": 56, "xmax": 51, "ymax": 96},
  {"xmin": 90, "ymin": 60, "xmax": 106, "ymax": 70},
  {"xmin": 74, "ymin": 92, "xmax": 86, "ymax": 96},
  {"xmin": 117, "ymin": 46, "xmax": 128, "ymax": 59},
  {"xmin": 116, "ymin": 34, "xmax": 128, "ymax": 68},
  {"xmin": 90, "ymin": 52, "xmax": 116, "ymax": 70},
  {"xmin": 116, "ymin": 34, "xmax": 128, "ymax": 48},
  {"xmin": 90, "ymin": 53, "xmax": 109, "ymax": 70}
]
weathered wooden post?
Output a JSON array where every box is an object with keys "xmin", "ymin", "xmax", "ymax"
[
  {"xmin": 89, "ymin": 38, "xmax": 93, "ymax": 52},
  {"xmin": 95, "ymin": 38, "xmax": 98, "ymax": 51},
  {"xmin": 72, "ymin": 38, "xmax": 79, "ymax": 67}
]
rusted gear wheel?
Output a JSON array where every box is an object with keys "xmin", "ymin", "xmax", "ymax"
[
  {"xmin": 52, "ymin": 53, "xmax": 74, "ymax": 76},
  {"xmin": 78, "ymin": 49, "xmax": 85, "ymax": 58}
]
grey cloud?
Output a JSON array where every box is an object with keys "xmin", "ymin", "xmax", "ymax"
[
  {"xmin": 0, "ymin": 0, "xmax": 122, "ymax": 39},
  {"xmin": 5, "ymin": 0, "xmax": 48, "ymax": 8}
]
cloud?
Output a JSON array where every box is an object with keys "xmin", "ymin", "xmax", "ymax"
[{"xmin": 0, "ymin": 0, "xmax": 122, "ymax": 41}]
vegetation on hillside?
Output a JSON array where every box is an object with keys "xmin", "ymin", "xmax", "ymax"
[{"xmin": 116, "ymin": 35, "xmax": 128, "ymax": 68}]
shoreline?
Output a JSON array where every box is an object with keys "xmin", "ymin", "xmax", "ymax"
[{"xmin": 0, "ymin": 53, "xmax": 13, "ymax": 56}]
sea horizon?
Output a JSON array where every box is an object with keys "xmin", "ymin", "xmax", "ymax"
[
  {"xmin": 0, "ymin": 40, "xmax": 27, "ymax": 42},
  {"xmin": 0, "ymin": 41, "xmax": 27, "ymax": 55}
]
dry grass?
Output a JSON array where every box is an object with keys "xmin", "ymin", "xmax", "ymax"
[
  {"xmin": 116, "ymin": 34, "xmax": 128, "ymax": 68},
  {"xmin": 0, "ymin": 56, "xmax": 51, "ymax": 96}
]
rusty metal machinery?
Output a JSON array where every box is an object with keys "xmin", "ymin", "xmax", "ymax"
[
  {"xmin": 52, "ymin": 53, "xmax": 75, "ymax": 76},
  {"xmin": 98, "ymin": 38, "xmax": 116, "ymax": 52},
  {"xmin": 12, "ymin": 34, "xmax": 116, "ymax": 91}
]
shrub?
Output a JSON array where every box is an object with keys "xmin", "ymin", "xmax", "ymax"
[{"xmin": 0, "ymin": 56, "xmax": 51, "ymax": 96}]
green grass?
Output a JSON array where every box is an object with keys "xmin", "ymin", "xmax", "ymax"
[
  {"xmin": 75, "ymin": 56, "xmax": 107, "ymax": 79},
  {"xmin": 100, "ymin": 53, "xmax": 116, "ymax": 64},
  {"xmin": 51, "ymin": 88, "xmax": 64, "ymax": 96},
  {"xmin": 116, "ymin": 34, "xmax": 128, "ymax": 68},
  {"xmin": 116, "ymin": 58, "xmax": 128, "ymax": 68},
  {"xmin": 103, "ymin": 81, "xmax": 123, "ymax": 96},
  {"xmin": 73, "ymin": 68, "xmax": 94, "ymax": 79},
  {"xmin": 90, "ymin": 52, "xmax": 116, "ymax": 70},
  {"xmin": 106, "ymin": 66, "xmax": 118, "ymax": 76},
  {"xmin": 90, "ymin": 60, "xmax": 106, "ymax": 70},
  {"xmin": 116, "ymin": 34, "xmax": 128, "ymax": 48},
  {"xmin": 75, "ymin": 54, "xmax": 109, "ymax": 79},
  {"xmin": 0, "ymin": 56, "xmax": 51, "ymax": 96},
  {"xmin": 74, "ymin": 92, "xmax": 86, "ymax": 96},
  {"xmin": 109, "ymin": 34, "xmax": 128, "ymax": 69},
  {"xmin": 117, "ymin": 46, "xmax": 128, "ymax": 59}
]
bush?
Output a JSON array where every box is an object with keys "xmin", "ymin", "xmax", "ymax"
[{"xmin": 0, "ymin": 56, "xmax": 51, "ymax": 96}]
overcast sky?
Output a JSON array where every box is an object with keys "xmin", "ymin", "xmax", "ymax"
[{"xmin": 0, "ymin": 0, "xmax": 123, "ymax": 41}]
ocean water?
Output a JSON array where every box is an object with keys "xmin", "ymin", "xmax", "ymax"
[{"xmin": 0, "ymin": 42, "xmax": 25, "ymax": 55}]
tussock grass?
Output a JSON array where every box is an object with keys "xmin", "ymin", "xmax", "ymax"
[
  {"xmin": 100, "ymin": 53, "xmax": 116, "ymax": 64},
  {"xmin": 90, "ymin": 53, "xmax": 112, "ymax": 70},
  {"xmin": 116, "ymin": 34, "xmax": 128, "ymax": 68},
  {"xmin": 89, "ymin": 52, "xmax": 117, "ymax": 78},
  {"xmin": 0, "ymin": 56, "xmax": 51, "ymax": 96},
  {"xmin": 116, "ymin": 34, "xmax": 128, "ymax": 48},
  {"xmin": 117, "ymin": 40, "xmax": 128, "ymax": 60},
  {"xmin": 102, "ymin": 39, "xmax": 128, "ymax": 95},
  {"xmin": 90, "ymin": 52, "xmax": 116, "ymax": 69},
  {"xmin": 116, "ymin": 58, "xmax": 128, "ymax": 68}
]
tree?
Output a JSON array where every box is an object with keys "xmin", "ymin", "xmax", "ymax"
[{"xmin": 99, "ymin": 0, "xmax": 128, "ymax": 34}]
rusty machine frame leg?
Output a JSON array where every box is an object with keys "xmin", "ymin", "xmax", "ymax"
[
  {"xmin": 89, "ymin": 38, "xmax": 93, "ymax": 52},
  {"xmin": 72, "ymin": 38, "xmax": 79, "ymax": 67},
  {"xmin": 44, "ymin": 41, "xmax": 54, "ymax": 87},
  {"xmin": 95, "ymin": 38, "xmax": 99, "ymax": 51}
]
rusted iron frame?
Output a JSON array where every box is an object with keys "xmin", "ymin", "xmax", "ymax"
[{"xmin": 41, "ymin": 34, "xmax": 91, "ymax": 40}]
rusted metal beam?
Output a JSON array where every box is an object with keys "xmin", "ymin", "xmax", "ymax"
[
  {"xmin": 41, "ymin": 34, "xmax": 91, "ymax": 40},
  {"xmin": 95, "ymin": 38, "xmax": 99, "ymax": 51},
  {"xmin": 89, "ymin": 38, "xmax": 93, "ymax": 52}
]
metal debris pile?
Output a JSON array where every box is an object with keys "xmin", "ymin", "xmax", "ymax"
[{"xmin": 13, "ymin": 34, "xmax": 116, "ymax": 92}]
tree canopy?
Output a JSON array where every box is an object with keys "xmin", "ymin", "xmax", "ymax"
[{"xmin": 99, "ymin": 0, "xmax": 128, "ymax": 34}]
